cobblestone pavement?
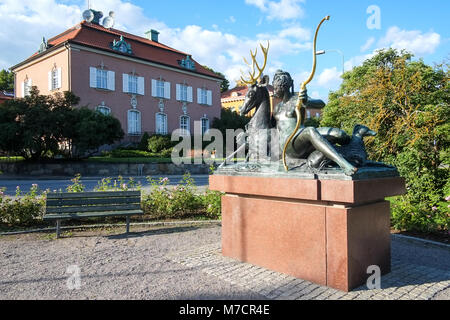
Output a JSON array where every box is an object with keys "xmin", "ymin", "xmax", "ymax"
[
  {"xmin": 168, "ymin": 242, "xmax": 450, "ymax": 300},
  {"xmin": 0, "ymin": 224, "xmax": 449, "ymax": 300}
]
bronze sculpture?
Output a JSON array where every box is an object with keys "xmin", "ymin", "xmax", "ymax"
[{"xmin": 219, "ymin": 16, "xmax": 390, "ymax": 177}]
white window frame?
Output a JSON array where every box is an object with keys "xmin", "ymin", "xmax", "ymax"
[
  {"xmin": 179, "ymin": 115, "xmax": 190, "ymax": 136},
  {"xmin": 128, "ymin": 75, "xmax": 138, "ymax": 94},
  {"xmin": 96, "ymin": 69, "xmax": 108, "ymax": 90},
  {"xmin": 152, "ymin": 79, "xmax": 170, "ymax": 99},
  {"xmin": 157, "ymin": 80, "xmax": 164, "ymax": 98},
  {"xmin": 128, "ymin": 109, "xmax": 141, "ymax": 135},
  {"xmin": 197, "ymin": 88, "xmax": 212, "ymax": 106},
  {"xmin": 96, "ymin": 105, "xmax": 111, "ymax": 115},
  {"xmin": 90, "ymin": 67, "xmax": 115, "ymax": 91},
  {"xmin": 23, "ymin": 79, "xmax": 32, "ymax": 97},
  {"xmin": 155, "ymin": 112, "xmax": 168, "ymax": 135},
  {"xmin": 201, "ymin": 117, "xmax": 210, "ymax": 135}
]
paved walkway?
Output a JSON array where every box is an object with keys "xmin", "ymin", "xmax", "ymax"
[{"xmin": 0, "ymin": 224, "xmax": 448, "ymax": 300}]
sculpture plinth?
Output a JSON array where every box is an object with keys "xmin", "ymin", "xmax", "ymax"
[{"xmin": 210, "ymin": 171, "xmax": 406, "ymax": 292}]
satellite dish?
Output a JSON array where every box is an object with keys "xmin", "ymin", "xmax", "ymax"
[
  {"xmin": 102, "ymin": 11, "xmax": 115, "ymax": 29},
  {"xmin": 82, "ymin": 9, "xmax": 94, "ymax": 23}
]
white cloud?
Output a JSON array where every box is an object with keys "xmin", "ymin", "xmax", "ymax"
[
  {"xmin": 378, "ymin": 26, "xmax": 441, "ymax": 56},
  {"xmin": 245, "ymin": 0, "xmax": 305, "ymax": 21},
  {"xmin": 0, "ymin": 0, "xmax": 312, "ymax": 89},
  {"xmin": 316, "ymin": 67, "xmax": 341, "ymax": 88},
  {"xmin": 360, "ymin": 37, "xmax": 375, "ymax": 52}
]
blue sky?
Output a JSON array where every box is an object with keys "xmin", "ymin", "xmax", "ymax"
[{"xmin": 1, "ymin": 0, "xmax": 448, "ymax": 100}]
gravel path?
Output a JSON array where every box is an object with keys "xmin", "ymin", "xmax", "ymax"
[{"xmin": 0, "ymin": 224, "xmax": 448, "ymax": 300}]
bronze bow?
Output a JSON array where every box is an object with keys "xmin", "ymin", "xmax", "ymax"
[{"xmin": 282, "ymin": 16, "xmax": 330, "ymax": 171}]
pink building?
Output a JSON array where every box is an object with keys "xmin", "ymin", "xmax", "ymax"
[{"xmin": 11, "ymin": 19, "xmax": 223, "ymax": 142}]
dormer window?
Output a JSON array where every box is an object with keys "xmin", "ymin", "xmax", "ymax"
[
  {"xmin": 111, "ymin": 35, "xmax": 132, "ymax": 54},
  {"xmin": 178, "ymin": 55, "xmax": 196, "ymax": 71}
]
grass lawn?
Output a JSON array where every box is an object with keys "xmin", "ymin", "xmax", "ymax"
[{"xmin": 0, "ymin": 156, "xmax": 25, "ymax": 162}]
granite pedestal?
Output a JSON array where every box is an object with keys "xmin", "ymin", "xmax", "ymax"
[{"xmin": 210, "ymin": 170, "xmax": 405, "ymax": 292}]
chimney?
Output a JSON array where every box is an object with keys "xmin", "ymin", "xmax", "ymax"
[{"xmin": 145, "ymin": 29, "xmax": 160, "ymax": 42}]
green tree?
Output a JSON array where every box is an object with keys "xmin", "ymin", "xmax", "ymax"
[
  {"xmin": 202, "ymin": 66, "xmax": 230, "ymax": 93},
  {"xmin": 0, "ymin": 69, "xmax": 14, "ymax": 92},
  {"xmin": 321, "ymin": 49, "xmax": 449, "ymax": 233},
  {"xmin": 69, "ymin": 107, "xmax": 124, "ymax": 158},
  {"xmin": 0, "ymin": 88, "xmax": 124, "ymax": 160},
  {"xmin": 212, "ymin": 108, "xmax": 250, "ymax": 135}
]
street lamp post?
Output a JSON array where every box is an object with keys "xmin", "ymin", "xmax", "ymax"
[{"xmin": 316, "ymin": 49, "xmax": 345, "ymax": 75}]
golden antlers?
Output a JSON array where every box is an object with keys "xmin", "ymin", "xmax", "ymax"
[{"xmin": 240, "ymin": 41, "xmax": 270, "ymax": 85}]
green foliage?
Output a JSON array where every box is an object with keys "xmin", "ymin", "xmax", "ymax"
[
  {"xmin": 69, "ymin": 107, "xmax": 124, "ymax": 158},
  {"xmin": 147, "ymin": 134, "xmax": 174, "ymax": 153},
  {"xmin": 111, "ymin": 149, "xmax": 153, "ymax": 158},
  {"xmin": 0, "ymin": 185, "xmax": 45, "ymax": 226},
  {"xmin": 304, "ymin": 116, "xmax": 321, "ymax": 128},
  {"xmin": 212, "ymin": 108, "xmax": 250, "ymax": 135},
  {"xmin": 0, "ymin": 69, "xmax": 14, "ymax": 92},
  {"xmin": 142, "ymin": 173, "xmax": 222, "ymax": 219},
  {"xmin": 200, "ymin": 189, "xmax": 222, "ymax": 218},
  {"xmin": 66, "ymin": 174, "xmax": 85, "ymax": 193},
  {"xmin": 94, "ymin": 176, "xmax": 141, "ymax": 191},
  {"xmin": 138, "ymin": 132, "xmax": 151, "ymax": 151},
  {"xmin": 321, "ymin": 49, "xmax": 449, "ymax": 233},
  {"xmin": 0, "ymin": 89, "xmax": 124, "ymax": 160}
]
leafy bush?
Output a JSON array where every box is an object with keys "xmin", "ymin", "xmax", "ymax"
[
  {"xmin": 321, "ymin": 49, "xmax": 449, "ymax": 233},
  {"xmin": 0, "ymin": 185, "xmax": 45, "ymax": 226},
  {"xmin": 111, "ymin": 149, "xmax": 153, "ymax": 158},
  {"xmin": 200, "ymin": 189, "xmax": 222, "ymax": 219},
  {"xmin": 147, "ymin": 135, "xmax": 174, "ymax": 153},
  {"xmin": 94, "ymin": 176, "xmax": 141, "ymax": 191},
  {"xmin": 138, "ymin": 132, "xmax": 150, "ymax": 151},
  {"xmin": 66, "ymin": 174, "xmax": 85, "ymax": 193},
  {"xmin": 142, "ymin": 174, "xmax": 200, "ymax": 218}
]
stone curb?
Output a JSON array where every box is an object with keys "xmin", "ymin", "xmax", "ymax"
[
  {"xmin": 0, "ymin": 220, "xmax": 222, "ymax": 236},
  {"xmin": 392, "ymin": 234, "xmax": 450, "ymax": 250}
]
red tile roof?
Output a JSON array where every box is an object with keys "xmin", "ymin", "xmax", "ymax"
[
  {"xmin": 221, "ymin": 85, "xmax": 274, "ymax": 100},
  {"xmin": 17, "ymin": 21, "xmax": 223, "ymax": 80}
]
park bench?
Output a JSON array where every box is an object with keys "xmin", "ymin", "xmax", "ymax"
[{"xmin": 43, "ymin": 191, "xmax": 143, "ymax": 238}]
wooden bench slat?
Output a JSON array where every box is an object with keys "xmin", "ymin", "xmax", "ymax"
[
  {"xmin": 43, "ymin": 210, "xmax": 143, "ymax": 220},
  {"xmin": 46, "ymin": 204, "xmax": 141, "ymax": 214},
  {"xmin": 46, "ymin": 191, "xmax": 140, "ymax": 199},
  {"xmin": 46, "ymin": 197, "xmax": 140, "ymax": 207}
]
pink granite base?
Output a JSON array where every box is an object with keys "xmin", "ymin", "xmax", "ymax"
[{"xmin": 210, "ymin": 174, "xmax": 405, "ymax": 292}]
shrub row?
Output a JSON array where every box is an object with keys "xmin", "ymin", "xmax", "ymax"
[{"xmin": 0, "ymin": 174, "xmax": 222, "ymax": 228}]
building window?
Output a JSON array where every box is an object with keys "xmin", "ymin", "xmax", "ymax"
[
  {"xmin": 128, "ymin": 110, "xmax": 141, "ymax": 135},
  {"xmin": 180, "ymin": 85, "xmax": 187, "ymax": 101},
  {"xmin": 201, "ymin": 117, "xmax": 209, "ymax": 135},
  {"xmin": 156, "ymin": 112, "xmax": 168, "ymax": 135},
  {"xmin": 306, "ymin": 110, "xmax": 311, "ymax": 119},
  {"xmin": 123, "ymin": 74, "xmax": 144, "ymax": 95},
  {"xmin": 90, "ymin": 67, "xmax": 115, "ymax": 91},
  {"xmin": 152, "ymin": 79, "xmax": 170, "ymax": 99},
  {"xmin": 197, "ymin": 88, "xmax": 212, "ymax": 106},
  {"xmin": 180, "ymin": 115, "xmax": 190, "ymax": 136},
  {"xmin": 156, "ymin": 80, "xmax": 164, "ymax": 98},
  {"xmin": 23, "ymin": 79, "xmax": 32, "ymax": 97},
  {"xmin": 128, "ymin": 75, "xmax": 138, "ymax": 94},
  {"xmin": 52, "ymin": 70, "xmax": 58, "ymax": 90},
  {"xmin": 96, "ymin": 69, "xmax": 108, "ymax": 89},
  {"xmin": 176, "ymin": 84, "xmax": 193, "ymax": 102},
  {"xmin": 97, "ymin": 105, "xmax": 111, "ymax": 115}
]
